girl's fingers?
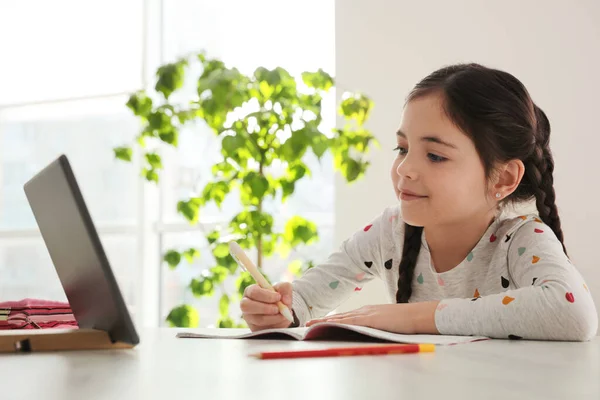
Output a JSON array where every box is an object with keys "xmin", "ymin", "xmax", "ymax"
[
  {"xmin": 273, "ymin": 282, "xmax": 293, "ymax": 306},
  {"xmin": 307, "ymin": 314, "xmax": 363, "ymax": 326},
  {"xmin": 240, "ymin": 297, "xmax": 280, "ymax": 315},
  {"xmin": 307, "ymin": 317, "xmax": 333, "ymax": 326},
  {"xmin": 243, "ymin": 284, "xmax": 281, "ymax": 303},
  {"xmin": 307, "ymin": 311, "xmax": 352, "ymax": 326}
]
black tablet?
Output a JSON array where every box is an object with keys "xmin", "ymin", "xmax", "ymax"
[{"xmin": 23, "ymin": 154, "xmax": 139, "ymax": 345}]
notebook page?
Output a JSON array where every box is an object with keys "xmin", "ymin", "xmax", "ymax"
[
  {"xmin": 304, "ymin": 323, "xmax": 488, "ymax": 345},
  {"xmin": 177, "ymin": 327, "xmax": 309, "ymax": 340}
]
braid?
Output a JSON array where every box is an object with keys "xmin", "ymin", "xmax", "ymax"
[
  {"xmin": 395, "ymin": 224, "xmax": 424, "ymax": 303},
  {"xmin": 523, "ymin": 105, "xmax": 567, "ymax": 255}
]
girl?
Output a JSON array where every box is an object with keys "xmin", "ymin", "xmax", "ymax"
[{"xmin": 240, "ymin": 63, "xmax": 598, "ymax": 341}]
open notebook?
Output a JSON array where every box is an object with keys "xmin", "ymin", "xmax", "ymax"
[{"xmin": 176, "ymin": 322, "xmax": 488, "ymax": 345}]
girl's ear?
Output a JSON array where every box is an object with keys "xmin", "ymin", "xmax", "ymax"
[{"xmin": 491, "ymin": 159, "xmax": 525, "ymax": 199}]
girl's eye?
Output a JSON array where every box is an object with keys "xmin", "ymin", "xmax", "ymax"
[
  {"xmin": 393, "ymin": 146, "xmax": 448, "ymax": 163},
  {"xmin": 427, "ymin": 153, "xmax": 447, "ymax": 163},
  {"xmin": 393, "ymin": 146, "xmax": 408, "ymax": 156}
]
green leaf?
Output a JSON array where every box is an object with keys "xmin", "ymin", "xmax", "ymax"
[
  {"xmin": 163, "ymin": 250, "xmax": 181, "ymax": 269},
  {"xmin": 311, "ymin": 133, "xmax": 330, "ymax": 159},
  {"xmin": 136, "ymin": 126, "xmax": 158, "ymax": 148},
  {"xmin": 155, "ymin": 59, "xmax": 188, "ymax": 99},
  {"xmin": 197, "ymin": 65, "xmax": 250, "ymax": 133},
  {"xmin": 199, "ymin": 57, "xmax": 226, "ymax": 76},
  {"xmin": 221, "ymin": 135, "xmax": 247, "ymax": 155},
  {"xmin": 342, "ymin": 158, "xmax": 367, "ymax": 182},
  {"xmin": 158, "ymin": 128, "xmax": 178, "ymax": 146},
  {"xmin": 219, "ymin": 294, "xmax": 230, "ymax": 317},
  {"xmin": 126, "ymin": 91, "xmax": 153, "ymax": 118},
  {"xmin": 212, "ymin": 161, "xmax": 236, "ymax": 179},
  {"xmin": 339, "ymin": 92, "xmax": 374, "ymax": 126},
  {"xmin": 147, "ymin": 110, "xmax": 171, "ymax": 132},
  {"xmin": 301, "ymin": 69, "xmax": 334, "ymax": 91},
  {"xmin": 210, "ymin": 266, "xmax": 229, "ymax": 283},
  {"xmin": 242, "ymin": 172, "xmax": 269, "ymax": 200},
  {"xmin": 142, "ymin": 168, "xmax": 159, "ymax": 183},
  {"xmin": 177, "ymin": 197, "xmax": 202, "ymax": 224},
  {"xmin": 284, "ymin": 216, "xmax": 318, "ymax": 247},
  {"xmin": 183, "ymin": 248, "xmax": 200, "ymax": 264},
  {"xmin": 166, "ymin": 305, "xmax": 199, "ymax": 328},
  {"xmin": 114, "ymin": 147, "xmax": 133, "ymax": 162},
  {"xmin": 136, "ymin": 135, "xmax": 147, "ymax": 148},
  {"xmin": 353, "ymin": 130, "xmax": 376, "ymax": 152},
  {"xmin": 201, "ymin": 181, "xmax": 231, "ymax": 208},
  {"xmin": 265, "ymin": 175, "xmax": 280, "ymax": 198},
  {"xmin": 232, "ymin": 211, "xmax": 273, "ymax": 236},
  {"xmin": 218, "ymin": 317, "xmax": 234, "ymax": 328},
  {"xmin": 279, "ymin": 178, "xmax": 295, "ymax": 202},
  {"xmin": 206, "ymin": 230, "xmax": 220, "ymax": 245},
  {"xmin": 333, "ymin": 128, "xmax": 377, "ymax": 153},
  {"xmin": 213, "ymin": 243, "xmax": 230, "ymax": 258},
  {"xmin": 217, "ymin": 254, "xmax": 239, "ymax": 274},
  {"xmin": 299, "ymin": 93, "xmax": 323, "ymax": 116},
  {"xmin": 253, "ymin": 67, "xmax": 297, "ymax": 103},
  {"xmin": 259, "ymin": 80, "xmax": 275, "ymax": 99},
  {"xmin": 236, "ymin": 272, "xmax": 255, "ymax": 300},
  {"xmin": 287, "ymin": 162, "xmax": 309, "ymax": 182},
  {"xmin": 250, "ymin": 211, "xmax": 273, "ymax": 236},
  {"xmin": 145, "ymin": 152, "xmax": 163, "ymax": 170},
  {"xmin": 190, "ymin": 277, "xmax": 215, "ymax": 297},
  {"xmin": 280, "ymin": 129, "xmax": 310, "ymax": 162},
  {"xmin": 175, "ymin": 109, "xmax": 199, "ymax": 124}
]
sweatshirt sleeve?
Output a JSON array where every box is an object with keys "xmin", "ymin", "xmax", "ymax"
[
  {"xmin": 434, "ymin": 220, "xmax": 598, "ymax": 341},
  {"xmin": 291, "ymin": 208, "xmax": 394, "ymax": 327}
]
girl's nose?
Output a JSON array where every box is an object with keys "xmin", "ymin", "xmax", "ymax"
[{"xmin": 396, "ymin": 156, "xmax": 418, "ymax": 180}]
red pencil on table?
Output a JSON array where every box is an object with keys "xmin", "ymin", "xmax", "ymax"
[{"xmin": 250, "ymin": 343, "xmax": 435, "ymax": 360}]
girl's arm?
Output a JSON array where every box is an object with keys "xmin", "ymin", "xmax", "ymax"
[{"xmin": 291, "ymin": 207, "xmax": 398, "ymax": 326}]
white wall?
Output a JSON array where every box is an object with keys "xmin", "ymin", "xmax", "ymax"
[{"xmin": 334, "ymin": 0, "xmax": 600, "ymax": 332}]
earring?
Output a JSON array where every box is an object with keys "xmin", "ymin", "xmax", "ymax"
[{"xmin": 495, "ymin": 193, "xmax": 502, "ymax": 199}]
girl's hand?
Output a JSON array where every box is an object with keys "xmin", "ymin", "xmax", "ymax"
[
  {"xmin": 240, "ymin": 282, "xmax": 294, "ymax": 332},
  {"xmin": 305, "ymin": 301, "xmax": 441, "ymax": 334}
]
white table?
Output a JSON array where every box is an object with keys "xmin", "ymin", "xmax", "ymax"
[{"xmin": 0, "ymin": 328, "xmax": 598, "ymax": 400}]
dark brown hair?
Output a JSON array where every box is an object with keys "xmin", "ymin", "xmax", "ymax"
[{"xmin": 396, "ymin": 63, "xmax": 566, "ymax": 303}]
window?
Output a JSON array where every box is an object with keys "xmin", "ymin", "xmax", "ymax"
[
  {"xmin": 0, "ymin": 98, "xmax": 140, "ymax": 307},
  {"xmin": 0, "ymin": 1, "xmax": 143, "ymax": 105},
  {"xmin": 0, "ymin": 0, "xmax": 335, "ymax": 328}
]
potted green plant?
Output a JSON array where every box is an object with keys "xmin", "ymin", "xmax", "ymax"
[{"xmin": 114, "ymin": 51, "xmax": 377, "ymax": 327}]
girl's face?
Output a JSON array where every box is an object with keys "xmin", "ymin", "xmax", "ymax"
[{"xmin": 391, "ymin": 93, "xmax": 496, "ymax": 228}]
